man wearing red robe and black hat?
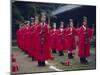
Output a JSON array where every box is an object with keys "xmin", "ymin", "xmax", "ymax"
[
  {"xmin": 30, "ymin": 16, "xmax": 39, "ymax": 61},
  {"xmin": 23, "ymin": 21, "xmax": 31, "ymax": 55},
  {"xmin": 34, "ymin": 12, "xmax": 53, "ymax": 66},
  {"xmin": 16, "ymin": 23, "xmax": 26, "ymax": 53},
  {"xmin": 78, "ymin": 16, "xmax": 94, "ymax": 64},
  {"xmin": 50, "ymin": 22, "xmax": 58, "ymax": 54},
  {"xmin": 57, "ymin": 21, "xmax": 65, "ymax": 56},
  {"xmin": 64, "ymin": 19, "xmax": 77, "ymax": 59}
]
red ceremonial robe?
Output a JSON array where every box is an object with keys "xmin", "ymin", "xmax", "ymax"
[
  {"xmin": 30, "ymin": 25, "xmax": 37, "ymax": 58},
  {"xmin": 26, "ymin": 26, "xmax": 33, "ymax": 55},
  {"xmin": 50, "ymin": 28, "xmax": 58, "ymax": 50},
  {"xmin": 64, "ymin": 27, "xmax": 77, "ymax": 51},
  {"xmin": 23, "ymin": 26, "xmax": 31, "ymax": 54},
  {"xmin": 16, "ymin": 26, "xmax": 25, "ymax": 51},
  {"xmin": 26, "ymin": 26, "xmax": 33, "ymax": 56},
  {"xmin": 78, "ymin": 25, "xmax": 94, "ymax": 57},
  {"xmin": 33, "ymin": 22, "xmax": 52, "ymax": 61},
  {"xmin": 22, "ymin": 26, "xmax": 27, "ymax": 51},
  {"xmin": 56, "ymin": 28, "xmax": 65, "ymax": 51}
]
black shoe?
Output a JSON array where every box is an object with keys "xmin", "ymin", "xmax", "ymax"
[
  {"xmin": 80, "ymin": 58, "xmax": 84, "ymax": 64},
  {"xmin": 38, "ymin": 61, "xmax": 42, "ymax": 66},
  {"xmin": 83, "ymin": 57, "xmax": 88, "ymax": 64},
  {"xmin": 68, "ymin": 53, "xmax": 74, "ymax": 59},
  {"xmin": 52, "ymin": 49, "xmax": 57, "ymax": 54},
  {"xmin": 59, "ymin": 51, "xmax": 64, "ymax": 56},
  {"xmin": 38, "ymin": 61, "xmax": 45, "ymax": 67},
  {"xmin": 80, "ymin": 57, "xmax": 88, "ymax": 64},
  {"xmin": 41, "ymin": 61, "xmax": 46, "ymax": 66},
  {"xmin": 84, "ymin": 60, "xmax": 88, "ymax": 64}
]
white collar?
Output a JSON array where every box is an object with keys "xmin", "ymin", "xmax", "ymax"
[
  {"xmin": 26, "ymin": 26, "xmax": 28, "ymax": 29},
  {"xmin": 70, "ymin": 27, "xmax": 73, "ymax": 31},
  {"xmin": 60, "ymin": 28, "xmax": 63, "ymax": 31},
  {"xmin": 82, "ymin": 25, "xmax": 86, "ymax": 31},
  {"xmin": 54, "ymin": 28, "xmax": 56, "ymax": 31},
  {"xmin": 41, "ymin": 22, "xmax": 46, "ymax": 26}
]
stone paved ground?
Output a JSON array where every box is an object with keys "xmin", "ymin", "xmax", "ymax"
[{"xmin": 11, "ymin": 46, "xmax": 96, "ymax": 74}]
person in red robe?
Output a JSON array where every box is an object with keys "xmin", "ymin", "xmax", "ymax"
[
  {"xmin": 27, "ymin": 17, "xmax": 35, "ymax": 58},
  {"xmin": 64, "ymin": 19, "xmax": 77, "ymax": 59},
  {"xmin": 16, "ymin": 23, "xmax": 26, "ymax": 53},
  {"xmin": 50, "ymin": 23, "xmax": 58, "ymax": 54},
  {"xmin": 57, "ymin": 21, "xmax": 65, "ymax": 56},
  {"xmin": 34, "ymin": 12, "xmax": 53, "ymax": 66},
  {"xmin": 30, "ymin": 16, "xmax": 39, "ymax": 61},
  {"xmin": 26, "ymin": 21, "xmax": 32, "ymax": 57},
  {"xmin": 78, "ymin": 16, "xmax": 94, "ymax": 64},
  {"xmin": 23, "ymin": 21, "xmax": 31, "ymax": 55},
  {"xmin": 21, "ymin": 24, "xmax": 27, "ymax": 53}
]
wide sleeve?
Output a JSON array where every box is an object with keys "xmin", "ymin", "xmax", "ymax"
[
  {"xmin": 88, "ymin": 28, "xmax": 94, "ymax": 39},
  {"xmin": 73, "ymin": 27, "xmax": 78, "ymax": 35}
]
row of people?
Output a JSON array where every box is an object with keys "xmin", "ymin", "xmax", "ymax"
[
  {"xmin": 16, "ymin": 13, "xmax": 94, "ymax": 66},
  {"xmin": 50, "ymin": 20, "xmax": 76, "ymax": 58}
]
